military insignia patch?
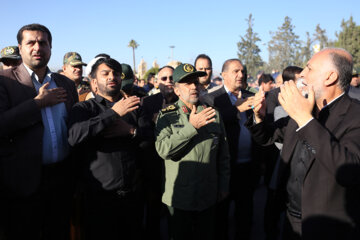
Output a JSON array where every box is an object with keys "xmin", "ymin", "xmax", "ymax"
[
  {"xmin": 181, "ymin": 106, "xmax": 189, "ymax": 113},
  {"xmin": 161, "ymin": 104, "xmax": 177, "ymax": 113},
  {"xmin": 121, "ymin": 72, "xmax": 125, "ymax": 79},
  {"xmin": 183, "ymin": 64, "xmax": 194, "ymax": 73},
  {"xmin": 4, "ymin": 47, "xmax": 14, "ymax": 55}
]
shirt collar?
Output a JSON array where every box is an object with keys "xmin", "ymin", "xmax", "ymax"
[
  {"xmin": 177, "ymin": 99, "xmax": 191, "ymax": 114},
  {"xmin": 23, "ymin": 63, "xmax": 52, "ymax": 83},
  {"xmin": 223, "ymin": 84, "xmax": 231, "ymax": 95},
  {"xmin": 223, "ymin": 84, "xmax": 238, "ymax": 105},
  {"xmin": 321, "ymin": 92, "xmax": 345, "ymax": 110},
  {"xmin": 176, "ymin": 99, "xmax": 204, "ymax": 114},
  {"xmin": 95, "ymin": 94, "xmax": 122, "ymax": 107}
]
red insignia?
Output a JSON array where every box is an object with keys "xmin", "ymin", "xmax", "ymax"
[{"xmin": 182, "ymin": 106, "xmax": 188, "ymax": 113}]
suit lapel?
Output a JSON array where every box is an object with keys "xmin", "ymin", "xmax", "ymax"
[
  {"xmin": 323, "ymin": 94, "xmax": 350, "ymax": 134},
  {"xmin": 240, "ymin": 90, "xmax": 255, "ymax": 119},
  {"xmin": 13, "ymin": 64, "xmax": 37, "ymax": 98},
  {"xmin": 215, "ymin": 87, "xmax": 234, "ymax": 108},
  {"xmin": 303, "ymin": 94, "xmax": 350, "ymax": 179}
]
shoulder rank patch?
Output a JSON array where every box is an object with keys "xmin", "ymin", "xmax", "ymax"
[{"xmin": 161, "ymin": 104, "xmax": 177, "ymax": 113}]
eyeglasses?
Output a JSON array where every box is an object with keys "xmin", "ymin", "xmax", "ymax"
[{"xmin": 160, "ymin": 76, "xmax": 173, "ymax": 81}]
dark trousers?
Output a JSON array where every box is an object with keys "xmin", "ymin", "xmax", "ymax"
[
  {"xmin": 264, "ymin": 188, "xmax": 286, "ymax": 240},
  {"xmin": 167, "ymin": 205, "xmax": 215, "ymax": 240},
  {"xmin": 216, "ymin": 161, "xmax": 260, "ymax": 240},
  {"xmin": 82, "ymin": 190, "xmax": 142, "ymax": 240},
  {"xmin": 0, "ymin": 162, "xmax": 72, "ymax": 240},
  {"xmin": 143, "ymin": 155, "xmax": 164, "ymax": 239}
]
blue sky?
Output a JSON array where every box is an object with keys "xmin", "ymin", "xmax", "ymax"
[{"xmin": 1, "ymin": 0, "xmax": 359, "ymax": 76}]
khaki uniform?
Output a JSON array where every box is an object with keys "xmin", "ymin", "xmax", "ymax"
[{"xmin": 155, "ymin": 99, "xmax": 230, "ymax": 211}]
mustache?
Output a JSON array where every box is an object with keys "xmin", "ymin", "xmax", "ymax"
[{"xmin": 107, "ymin": 80, "xmax": 119, "ymax": 85}]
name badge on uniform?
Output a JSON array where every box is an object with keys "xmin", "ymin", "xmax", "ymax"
[{"xmin": 173, "ymin": 124, "xmax": 184, "ymax": 128}]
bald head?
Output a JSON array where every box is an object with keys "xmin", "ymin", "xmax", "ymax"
[
  {"xmin": 322, "ymin": 48, "xmax": 353, "ymax": 91},
  {"xmin": 324, "ymin": 48, "xmax": 353, "ymax": 61},
  {"xmin": 302, "ymin": 48, "xmax": 353, "ymax": 102}
]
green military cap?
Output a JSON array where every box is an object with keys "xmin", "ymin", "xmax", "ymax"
[
  {"xmin": 63, "ymin": 52, "xmax": 87, "ymax": 66},
  {"xmin": 173, "ymin": 63, "xmax": 206, "ymax": 83},
  {"xmin": 121, "ymin": 63, "xmax": 134, "ymax": 90},
  {"xmin": 0, "ymin": 46, "xmax": 21, "ymax": 61}
]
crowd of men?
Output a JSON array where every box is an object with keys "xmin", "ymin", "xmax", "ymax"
[{"xmin": 1, "ymin": 23, "xmax": 360, "ymax": 240}]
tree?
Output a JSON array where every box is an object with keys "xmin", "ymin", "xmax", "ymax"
[
  {"xmin": 313, "ymin": 24, "xmax": 329, "ymax": 50},
  {"xmin": 144, "ymin": 67, "xmax": 159, "ymax": 82},
  {"xmin": 335, "ymin": 16, "xmax": 360, "ymax": 69},
  {"xmin": 128, "ymin": 39, "xmax": 139, "ymax": 74},
  {"xmin": 267, "ymin": 16, "xmax": 301, "ymax": 71},
  {"xmin": 298, "ymin": 32, "xmax": 313, "ymax": 66},
  {"xmin": 237, "ymin": 14, "xmax": 263, "ymax": 77}
]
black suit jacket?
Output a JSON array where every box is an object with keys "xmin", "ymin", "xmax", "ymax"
[
  {"xmin": 248, "ymin": 94, "xmax": 360, "ymax": 239},
  {"xmin": 0, "ymin": 64, "xmax": 78, "ymax": 197},
  {"xmin": 138, "ymin": 92, "xmax": 178, "ymax": 144},
  {"xmin": 137, "ymin": 93, "xmax": 178, "ymax": 190},
  {"xmin": 139, "ymin": 93, "xmax": 168, "ymax": 144},
  {"xmin": 201, "ymin": 86, "xmax": 261, "ymax": 168}
]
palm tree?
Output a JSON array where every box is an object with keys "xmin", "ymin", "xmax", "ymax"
[{"xmin": 128, "ymin": 39, "xmax": 139, "ymax": 74}]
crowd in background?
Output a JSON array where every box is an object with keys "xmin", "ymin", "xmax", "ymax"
[{"xmin": 1, "ymin": 23, "xmax": 360, "ymax": 240}]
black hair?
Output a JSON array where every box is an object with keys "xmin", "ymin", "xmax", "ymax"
[
  {"xmin": 282, "ymin": 66, "xmax": 303, "ymax": 82},
  {"xmin": 89, "ymin": 57, "xmax": 122, "ymax": 79},
  {"xmin": 95, "ymin": 53, "xmax": 110, "ymax": 58},
  {"xmin": 258, "ymin": 74, "xmax": 274, "ymax": 85},
  {"xmin": 158, "ymin": 65, "xmax": 174, "ymax": 72},
  {"xmin": 147, "ymin": 73, "xmax": 155, "ymax": 81},
  {"xmin": 242, "ymin": 64, "xmax": 248, "ymax": 83},
  {"xmin": 17, "ymin": 23, "xmax": 52, "ymax": 47},
  {"xmin": 221, "ymin": 58, "xmax": 242, "ymax": 73},
  {"xmin": 194, "ymin": 54, "xmax": 212, "ymax": 67}
]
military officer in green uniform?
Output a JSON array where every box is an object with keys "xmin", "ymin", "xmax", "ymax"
[{"xmin": 155, "ymin": 63, "xmax": 230, "ymax": 240}]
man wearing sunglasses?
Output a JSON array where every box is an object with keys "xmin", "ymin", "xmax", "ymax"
[
  {"xmin": 140, "ymin": 65, "xmax": 178, "ymax": 122},
  {"xmin": 137, "ymin": 65, "xmax": 178, "ymax": 238}
]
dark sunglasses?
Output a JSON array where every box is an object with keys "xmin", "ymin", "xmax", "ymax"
[{"xmin": 160, "ymin": 76, "xmax": 173, "ymax": 81}]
